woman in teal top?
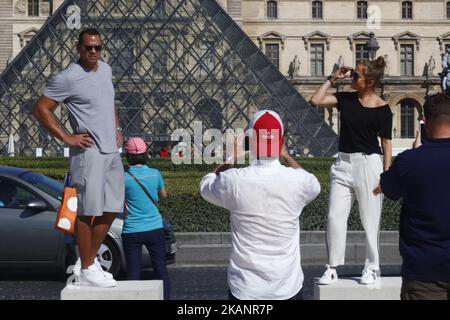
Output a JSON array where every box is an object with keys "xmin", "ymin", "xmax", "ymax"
[{"xmin": 122, "ymin": 137, "xmax": 170, "ymax": 299}]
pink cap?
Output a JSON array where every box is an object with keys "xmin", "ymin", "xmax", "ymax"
[{"xmin": 124, "ymin": 137, "xmax": 147, "ymax": 154}]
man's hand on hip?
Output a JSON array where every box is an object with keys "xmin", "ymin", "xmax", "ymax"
[
  {"xmin": 64, "ymin": 134, "xmax": 95, "ymax": 150},
  {"xmin": 116, "ymin": 130, "xmax": 123, "ymax": 148}
]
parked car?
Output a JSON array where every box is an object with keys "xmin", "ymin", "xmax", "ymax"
[{"xmin": 0, "ymin": 166, "xmax": 176, "ymax": 277}]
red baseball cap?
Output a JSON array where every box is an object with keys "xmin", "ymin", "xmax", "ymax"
[
  {"xmin": 124, "ymin": 137, "xmax": 147, "ymax": 154},
  {"xmin": 246, "ymin": 110, "xmax": 284, "ymax": 158}
]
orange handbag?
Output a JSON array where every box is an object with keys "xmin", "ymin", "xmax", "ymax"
[{"xmin": 54, "ymin": 175, "xmax": 77, "ymax": 235}]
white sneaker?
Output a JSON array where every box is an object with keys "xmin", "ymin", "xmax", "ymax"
[
  {"xmin": 94, "ymin": 258, "xmax": 114, "ymax": 279},
  {"xmin": 317, "ymin": 264, "xmax": 338, "ymax": 285},
  {"xmin": 80, "ymin": 263, "xmax": 117, "ymax": 288},
  {"xmin": 73, "ymin": 258, "xmax": 113, "ymax": 279},
  {"xmin": 360, "ymin": 267, "xmax": 378, "ymax": 285}
]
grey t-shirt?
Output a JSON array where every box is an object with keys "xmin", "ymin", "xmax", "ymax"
[{"xmin": 43, "ymin": 60, "xmax": 117, "ymax": 154}]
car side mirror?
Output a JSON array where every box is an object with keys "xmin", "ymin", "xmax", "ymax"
[{"xmin": 26, "ymin": 199, "xmax": 48, "ymax": 212}]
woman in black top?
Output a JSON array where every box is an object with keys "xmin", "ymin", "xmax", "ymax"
[{"xmin": 310, "ymin": 56, "xmax": 393, "ymax": 285}]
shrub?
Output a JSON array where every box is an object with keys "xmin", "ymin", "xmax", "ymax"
[{"xmin": 0, "ymin": 157, "xmax": 401, "ymax": 231}]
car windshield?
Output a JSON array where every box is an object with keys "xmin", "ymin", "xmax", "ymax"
[{"xmin": 19, "ymin": 171, "xmax": 64, "ymax": 200}]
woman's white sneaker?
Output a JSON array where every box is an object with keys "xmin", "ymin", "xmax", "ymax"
[
  {"xmin": 80, "ymin": 263, "xmax": 117, "ymax": 288},
  {"xmin": 360, "ymin": 268, "xmax": 378, "ymax": 285},
  {"xmin": 317, "ymin": 265, "xmax": 338, "ymax": 285}
]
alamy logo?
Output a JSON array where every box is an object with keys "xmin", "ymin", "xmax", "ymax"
[
  {"xmin": 367, "ymin": 5, "xmax": 381, "ymax": 30},
  {"xmin": 66, "ymin": 5, "xmax": 82, "ymax": 30},
  {"xmin": 66, "ymin": 264, "xmax": 80, "ymax": 289}
]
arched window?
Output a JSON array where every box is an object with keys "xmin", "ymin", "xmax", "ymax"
[
  {"xmin": 267, "ymin": 1, "xmax": 277, "ymax": 19},
  {"xmin": 312, "ymin": 1, "xmax": 323, "ymax": 19},
  {"xmin": 400, "ymin": 99, "xmax": 416, "ymax": 138},
  {"xmin": 402, "ymin": 1, "xmax": 413, "ymax": 19},
  {"xmin": 196, "ymin": 99, "xmax": 222, "ymax": 130},
  {"xmin": 357, "ymin": 1, "xmax": 368, "ymax": 19}
]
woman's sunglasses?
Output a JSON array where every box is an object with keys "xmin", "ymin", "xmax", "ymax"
[
  {"xmin": 84, "ymin": 45, "xmax": 102, "ymax": 52},
  {"xmin": 351, "ymin": 70, "xmax": 360, "ymax": 81}
]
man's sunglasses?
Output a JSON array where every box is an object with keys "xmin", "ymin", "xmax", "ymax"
[{"xmin": 84, "ymin": 45, "xmax": 102, "ymax": 52}]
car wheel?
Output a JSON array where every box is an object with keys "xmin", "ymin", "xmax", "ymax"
[{"xmin": 97, "ymin": 237, "xmax": 121, "ymax": 278}]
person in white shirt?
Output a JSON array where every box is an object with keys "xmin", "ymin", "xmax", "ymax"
[{"xmin": 200, "ymin": 110, "xmax": 321, "ymax": 300}]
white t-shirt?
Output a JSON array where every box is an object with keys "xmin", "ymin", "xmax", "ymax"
[{"xmin": 200, "ymin": 159, "xmax": 321, "ymax": 300}]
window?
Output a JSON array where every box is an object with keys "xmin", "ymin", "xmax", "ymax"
[
  {"xmin": 43, "ymin": 0, "xmax": 53, "ymax": 15},
  {"xmin": 154, "ymin": 0, "xmax": 166, "ymax": 17},
  {"xmin": 20, "ymin": 171, "xmax": 63, "ymax": 201},
  {"xmin": 267, "ymin": 1, "xmax": 277, "ymax": 19},
  {"xmin": 312, "ymin": 1, "xmax": 323, "ymax": 19},
  {"xmin": 447, "ymin": 2, "xmax": 450, "ymax": 19},
  {"xmin": 119, "ymin": 93, "xmax": 143, "ymax": 137},
  {"xmin": 152, "ymin": 41, "xmax": 168, "ymax": 75},
  {"xmin": 196, "ymin": 99, "xmax": 222, "ymax": 130},
  {"xmin": 109, "ymin": 29, "xmax": 135, "ymax": 76},
  {"xmin": 402, "ymin": 1, "xmax": 412, "ymax": 19},
  {"xmin": 401, "ymin": 100, "xmax": 415, "ymax": 138},
  {"xmin": 310, "ymin": 44, "xmax": 324, "ymax": 76},
  {"xmin": 28, "ymin": 0, "xmax": 39, "ymax": 17},
  {"xmin": 200, "ymin": 41, "xmax": 215, "ymax": 76},
  {"xmin": 0, "ymin": 178, "xmax": 41, "ymax": 209},
  {"xmin": 265, "ymin": 44, "xmax": 279, "ymax": 69},
  {"xmin": 400, "ymin": 44, "xmax": 414, "ymax": 76},
  {"xmin": 355, "ymin": 43, "xmax": 369, "ymax": 65},
  {"xmin": 357, "ymin": 1, "xmax": 368, "ymax": 19}
]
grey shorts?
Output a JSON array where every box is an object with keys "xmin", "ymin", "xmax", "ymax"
[{"xmin": 70, "ymin": 146, "xmax": 125, "ymax": 216}]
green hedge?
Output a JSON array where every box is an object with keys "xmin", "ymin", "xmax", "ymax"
[{"xmin": 0, "ymin": 157, "xmax": 400, "ymax": 231}]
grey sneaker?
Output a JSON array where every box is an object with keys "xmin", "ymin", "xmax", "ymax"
[
  {"xmin": 317, "ymin": 264, "xmax": 338, "ymax": 285},
  {"xmin": 360, "ymin": 267, "xmax": 378, "ymax": 285}
]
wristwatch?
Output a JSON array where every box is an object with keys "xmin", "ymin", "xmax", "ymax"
[{"xmin": 327, "ymin": 75, "xmax": 336, "ymax": 85}]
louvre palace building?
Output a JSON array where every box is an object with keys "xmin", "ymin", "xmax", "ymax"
[{"xmin": 0, "ymin": 0, "xmax": 448, "ymax": 156}]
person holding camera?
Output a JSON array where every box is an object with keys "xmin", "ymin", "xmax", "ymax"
[
  {"xmin": 310, "ymin": 56, "xmax": 392, "ymax": 285},
  {"xmin": 381, "ymin": 93, "xmax": 450, "ymax": 300},
  {"xmin": 122, "ymin": 137, "xmax": 171, "ymax": 300},
  {"xmin": 200, "ymin": 110, "xmax": 321, "ymax": 300}
]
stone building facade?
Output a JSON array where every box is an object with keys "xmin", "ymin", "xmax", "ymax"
[{"xmin": 1, "ymin": 0, "xmax": 449, "ymax": 154}]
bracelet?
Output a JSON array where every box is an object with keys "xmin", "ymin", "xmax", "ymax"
[{"xmin": 327, "ymin": 75, "xmax": 336, "ymax": 85}]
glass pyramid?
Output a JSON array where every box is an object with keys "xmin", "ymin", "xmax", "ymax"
[{"xmin": 0, "ymin": 0, "xmax": 338, "ymax": 157}]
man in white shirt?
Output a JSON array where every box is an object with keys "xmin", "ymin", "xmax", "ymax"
[{"xmin": 200, "ymin": 110, "xmax": 321, "ymax": 300}]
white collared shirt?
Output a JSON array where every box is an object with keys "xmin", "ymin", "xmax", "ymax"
[{"xmin": 200, "ymin": 159, "xmax": 321, "ymax": 300}]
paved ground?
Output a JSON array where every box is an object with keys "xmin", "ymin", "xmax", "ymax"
[{"xmin": 0, "ymin": 265, "xmax": 401, "ymax": 300}]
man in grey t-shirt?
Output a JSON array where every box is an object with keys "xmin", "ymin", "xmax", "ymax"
[{"xmin": 33, "ymin": 29, "xmax": 124, "ymax": 288}]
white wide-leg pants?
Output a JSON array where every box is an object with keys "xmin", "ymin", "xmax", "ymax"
[{"xmin": 326, "ymin": 152, "xmax": 383, "ymax": 270}]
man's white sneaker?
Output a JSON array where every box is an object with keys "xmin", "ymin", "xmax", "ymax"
[
  {"xmin": 317, "ymin": 265, "xmax": 338, "ymax": 285},
  {"xmin": 80, "ymin": 263, "xmax": 117, "ymax": 288},
  {"xmin": 94, "ymin": 258, "xmax": 114, "ymax": 279},
  {"xmin": 360, "ymin": 268, "xmax": 378, "ymax": 285},
  {"xmin": 73, "ymin": 258, "xmax": 113, "ymax": 279}
]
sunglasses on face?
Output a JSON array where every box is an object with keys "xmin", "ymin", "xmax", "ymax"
[
  {"xmin": 351, "ymin": 70, "xmax": 361, "ymax": 81},
  {"xmin": 84, "ymin": 45, "xmax": 102, "ymax": 52}
]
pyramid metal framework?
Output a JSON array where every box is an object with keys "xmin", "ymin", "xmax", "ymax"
[{"xmin": 0, "ymin": 0, "xmax": 338, "ymax": 157}]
